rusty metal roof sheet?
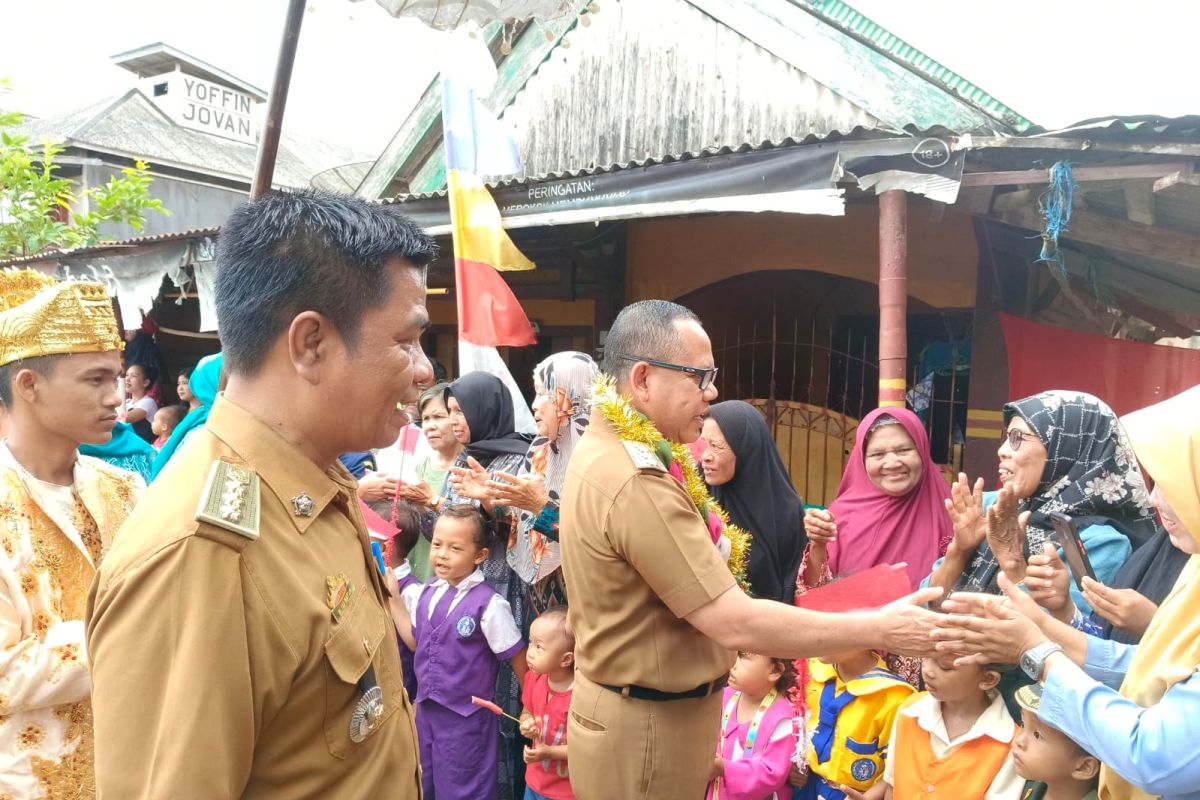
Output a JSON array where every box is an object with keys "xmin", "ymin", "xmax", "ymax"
[
  {"xmin": 363, "ymin": 0, "xmax": 1030, "ymax": 198},
  {"xmin": 0, "ymin": 227, "xmax": 219, "ymax": 268}
]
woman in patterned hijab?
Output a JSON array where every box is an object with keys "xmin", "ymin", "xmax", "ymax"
[
  {"xmin": 488, "ymin": 351, "xmax": 599, "ymax": 612},
  {"xmin": 934, "ymin": 390, "xmax": 1154, "ymax": 614}
]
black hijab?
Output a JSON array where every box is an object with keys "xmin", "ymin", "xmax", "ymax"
[
  {"xmin": 445, "ymin": 372, "xmax": 533, "ymax": 467},
  {"xmin": 1092, "ymin": 530, "xmax": 1188, "ymax": 644},
  {"xmin": 707, "ymin": 401, "xmax": 807, "ymax": 602}
]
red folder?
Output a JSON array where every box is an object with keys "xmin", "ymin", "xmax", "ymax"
[{"xmin": 793, "ymin": 563, "xmax": 912, "ymax": 613}]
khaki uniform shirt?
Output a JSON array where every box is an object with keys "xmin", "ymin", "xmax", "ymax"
[
  {"xmin": 86, "ymin": 397, "xmax": 420, "ymax": 799},
  {"xmin": 559, "ymin": 410, "xmax": 736, "ymax": 691}
]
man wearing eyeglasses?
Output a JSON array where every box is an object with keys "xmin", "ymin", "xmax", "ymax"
[{"xmin": 560, "ymin": 299, "xmax": 946, "ymax": 800}]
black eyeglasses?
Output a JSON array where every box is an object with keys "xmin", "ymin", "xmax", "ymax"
[
  {"xmin": 1005, "ymin": 428, "xmax": 1036, "ymax": 451},
  {"xmin": 615, "ymin": 353, "xmax": 719, "ymax": 391}
]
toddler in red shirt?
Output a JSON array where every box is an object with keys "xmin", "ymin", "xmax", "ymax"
[{"xmin": 519, "ymin": 606, "xmax": 575, "ymax": 800}]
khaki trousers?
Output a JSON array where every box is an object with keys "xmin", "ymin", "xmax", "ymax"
[{"xmin": 567, "ymin": 672, "xmax": 722, "ymax": 800}]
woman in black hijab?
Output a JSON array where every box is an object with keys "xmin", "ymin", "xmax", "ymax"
[
  {"xmin": 444, "ymin": 371, "xmax": 532, "ymax": 469},
  {"xmin": 701, "ymin": 400, "xmax": 807, "ymax": 602}
]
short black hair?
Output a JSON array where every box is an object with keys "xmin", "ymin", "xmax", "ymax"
[
  {"xmin": 390, "ymin": 501, "xmax": 422, "ymax": 560},
  {"xmin": 436, "ymin": 503, "xmax": 494, "ymax": 551},
  {"xmin": 127, "ymin": 362, "xmax": 158, "ymax": 384},
  {"xmin": 215, "ymin": 189, "xmax": 438, "ymax": 376},
  {"xmin": 770, "ymin": 656, "xmax": 796, "ymax": 693},
  {"xmin": 0, "ymin": 355, "xmax": 64, "ymax": 407},
  {"xmin": 602, "ymin": 300, "xmax": 700, "ymax": 384}
]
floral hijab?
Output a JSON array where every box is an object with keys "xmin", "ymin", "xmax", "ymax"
[
  {"xmin": 955, "ymin": 390, "xmax": 1157, "ymax": 594},
  {"xmin": 506, "ymin": 351, "xmax": 599, "ymax": 585}
]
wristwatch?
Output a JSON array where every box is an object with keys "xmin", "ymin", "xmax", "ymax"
[{"xmin": 1019, "ymin": 642, "xmax": 1064, "ymax": 682}]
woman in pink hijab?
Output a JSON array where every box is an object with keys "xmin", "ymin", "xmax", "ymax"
[{"xmin": 798, "ymin": 407, "xmax": 954, "ymax": 593}]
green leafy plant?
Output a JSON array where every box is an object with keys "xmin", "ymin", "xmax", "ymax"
[{"xmin": 0, "ymin": 77, "xmax": 168, "ymax": 259}]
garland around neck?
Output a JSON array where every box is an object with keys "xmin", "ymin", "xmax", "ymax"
[{"xmin": 593, "ymin": 376, "xmax": 751, "ymax": 590}]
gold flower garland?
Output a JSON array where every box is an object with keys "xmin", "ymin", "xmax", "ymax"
[{"xmin": 593, "ymin": 376, "xmax": 752, "ymax": 590}]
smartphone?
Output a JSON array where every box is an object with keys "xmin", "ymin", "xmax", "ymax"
[{"xmin": 1048, "ymin": 512, "xmax": 1096, "ymax": 591}]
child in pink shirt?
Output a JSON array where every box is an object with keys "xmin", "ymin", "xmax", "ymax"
[
  {"xmin": 707, "ymin": 652, "xmax": 798, "ymax": 800},
  {"xmin": 519, "ymin": 606, "xmax": 575, "ymax": 800}
]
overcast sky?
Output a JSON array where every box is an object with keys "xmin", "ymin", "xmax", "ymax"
[{"xmin": 2, "ymin": 0, "xmax": 1196, "ymax": 158}]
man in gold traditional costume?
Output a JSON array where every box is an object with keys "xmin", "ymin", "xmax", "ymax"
[{"xmin": 0, "ymin": 269, "xmax": 143, "ymax": 799}]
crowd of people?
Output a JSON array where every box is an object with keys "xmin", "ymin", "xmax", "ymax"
[{"xmin": 0, "ymin": 189, "xmax": 1196, "ymax": 800}]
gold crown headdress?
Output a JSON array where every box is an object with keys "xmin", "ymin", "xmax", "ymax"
[{"xmin": 0, "ymin": 269, "xmax": 124, "ymax": 367}]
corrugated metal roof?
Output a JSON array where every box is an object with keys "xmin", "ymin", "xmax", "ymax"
[
  {"xmin": 409, "ymin": 0, "xmax": 883, "ymax": 188},
  {"xmin": 803, "ymin": 0, "xmax": 1033, "ymax": 131},
  {"xmin": 0, "ymin": 227, "xmax": 219, "ymax": 268},
  {"xmin": 386, "ymin": 124, "xmax": 961, "ymax": 202},
  {"xmin": 14, "ymin": 90, "xmax": 369, "ymax": 189},
  {"xmin": 367, "ymin": 0, "xmax": 1028, "ymax": 198}
]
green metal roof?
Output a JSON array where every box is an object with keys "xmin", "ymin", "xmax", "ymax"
[
  {"xmin": 804, "ymin": 0, "xmax": 1034, "ymax": 131},
  {"xmin": 359, "ymin": 0, "xmax": 1035, "ymax": 199}
]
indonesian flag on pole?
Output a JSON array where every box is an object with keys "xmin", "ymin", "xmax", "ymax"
[{"xmin": 442, "ymin": 39, "xmax": 537, "ymax": 433}]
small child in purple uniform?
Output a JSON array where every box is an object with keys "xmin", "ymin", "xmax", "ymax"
[{"xmin": 395, "ymin": 504, "xmax": 527, "ymax": 800}]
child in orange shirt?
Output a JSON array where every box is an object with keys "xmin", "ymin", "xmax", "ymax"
[{"xmin": 879, "ymin": 655, "xmax": 1022, "ymax": 800}]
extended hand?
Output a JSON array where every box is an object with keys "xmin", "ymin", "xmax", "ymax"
[
  {"xmin": 932, "ymin": 574, "xmax": 1048, "ymax": 666},
  {"xmin": 487, "ymin": 471, "xmax": 550, "ymax": 514},
  {"xmin": 803, "ymin": 507, "xmax": 837, "ymax": 547},
  {"xmin": 398, "ymin": 480, "xmax": 435, "ymax": 507},
  {"xmin": 879, "ymin": 586, "xmax": 945, "ymax": 657},
  {"xmin": 449, "ymin": 456, "xmax": 492, "ymax": 502},
  {"xmin": 985, "ymin": 483, "xmax": 1030, "ymax": 584},
  {"xmin": 1026, "ymin": 542, "xmax": 1074, "ymax": 620},
  {"xmin": 787, "ymin": 763, "xmax": 809, "ymax": 789},
  {"xmin": 945, "ymin": 473, "xmax": 987, "ymax": 554},
  {"xmin": 357, "ymin": 472, "xmax": 398, "ymax": 502},
  {"xmin": 1082, "ymin": 577, "xmax": 1158, "ymax": 637}
]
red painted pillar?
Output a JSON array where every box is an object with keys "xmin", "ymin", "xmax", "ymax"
[{"xmin": 878, "ymin": 190, "xmax": 908, "ymax": 408}]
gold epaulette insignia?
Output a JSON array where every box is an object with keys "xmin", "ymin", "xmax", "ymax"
[
  {"xmin": 621, "ymin": 441, "xmax": 667, "ymax": 473},
  {"xmin": 195, "ymin": 459, "xmax": 261, "ymax": 540}
]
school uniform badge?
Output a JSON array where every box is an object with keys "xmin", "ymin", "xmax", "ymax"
[
  {"xmin": 456, "ymin": 615, "xmax": 477, "ymax": 637},
  {"xmin": 851, "ymin": 758, "xmax": 877, "ymax": 781}
]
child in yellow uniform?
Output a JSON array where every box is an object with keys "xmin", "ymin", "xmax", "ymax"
[{"xmin": 792, "ymin": 649, "xmax": 914, "ymax": 800}]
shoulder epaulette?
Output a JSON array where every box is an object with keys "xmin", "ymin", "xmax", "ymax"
[
  {"xmin": 622, "ymin": 440, "xmax": 667, "ymax": 473},
  {"xmin": 195, "ymin": 458, "xmax": 260, "ymax": 540}
]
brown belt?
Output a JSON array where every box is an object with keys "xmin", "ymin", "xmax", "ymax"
[{"xmin": 597, "ymin": 674, "xmax": 728, "ymax": 702}]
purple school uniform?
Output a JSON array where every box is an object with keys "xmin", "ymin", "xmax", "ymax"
[
  {"xmin": 397, "ymin": 569, "xmax": 420, "ymax": 702},
  {"xmin": 413, "ymin": 580, "xmax": 523, "ymax": 800}
]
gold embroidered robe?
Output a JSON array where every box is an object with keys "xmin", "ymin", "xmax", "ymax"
[{"xmin": 0, "ymin": 446, "xmax": 142, "ymax": 799}]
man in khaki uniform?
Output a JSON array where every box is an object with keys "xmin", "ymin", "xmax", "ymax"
[
  {"xmin": 87, "ymin": 190, "xmax": 436, "ymax": 798},
  {"xmin": 561, "ymin": 300, "xmax": 943, "ymax": 800}
]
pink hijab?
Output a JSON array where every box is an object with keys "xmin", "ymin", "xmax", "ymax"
[{"xmin": 824, "ymin": 407, "xmax": 952, "ymax": 589}]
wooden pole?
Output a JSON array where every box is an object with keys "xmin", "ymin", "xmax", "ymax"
[
  {"xmin": 878, "ymin": 189, "xmax": 908, "ymax": 408},
  {"xmin": 250, "ymin": 0, "xmax": 307, "ymax": 199}
]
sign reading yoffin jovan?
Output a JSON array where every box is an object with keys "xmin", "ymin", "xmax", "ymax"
[{"xmin": 173, "ymin": 74, "xmax": 257, "ymax": 144}]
